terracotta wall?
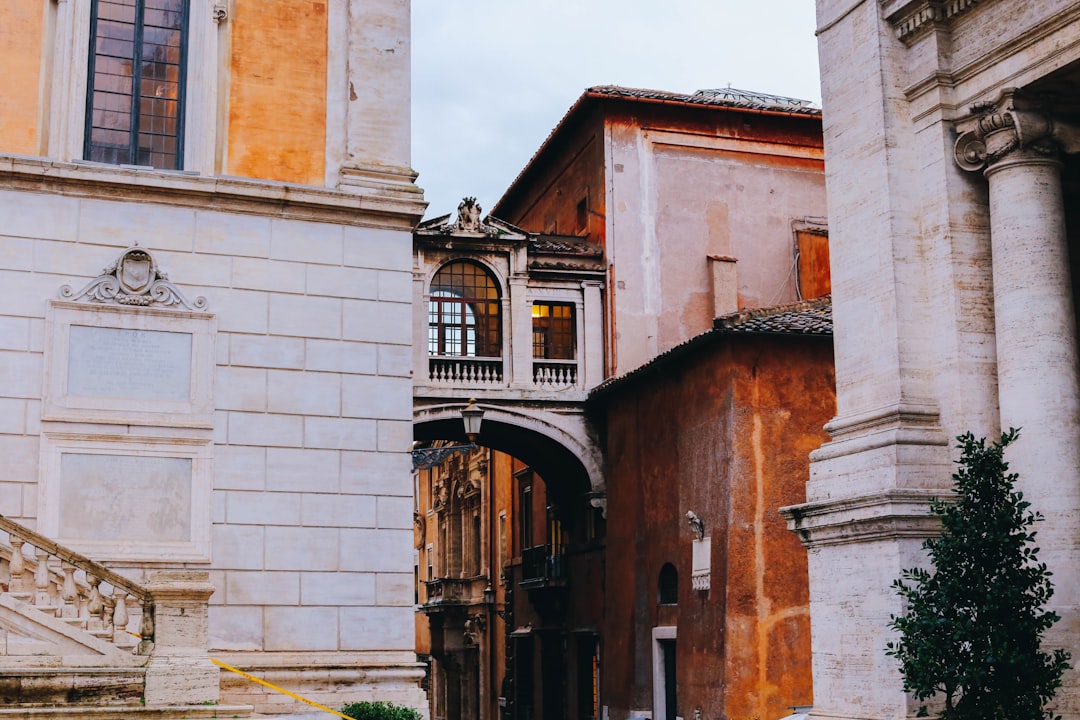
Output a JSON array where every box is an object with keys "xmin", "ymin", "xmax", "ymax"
[
  {"xmin": 227, "ymin": 0, "xmax": 328, "ymax": 184},
  {"xmin": 605, "ymin": 107, "xmax": 826, "ymax": 372},
  {"xmin": 597, "ymin": 334, "xmax": 835, "ymax": 720},
  {"xmin": 495, "ymin": 116, "xmax": 607, "ymax": 247},
  {"xmin": 0, "ymin": 1, "xmax": 43, "ymax": 155}
]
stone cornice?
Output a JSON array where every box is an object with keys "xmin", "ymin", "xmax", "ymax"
[
  {"xmin": 780, "ymin": 488, "xmax": 950, "ymax": 548},
  {"xmin": 811, "ymin": 400, "xmax": 949, "ymax": 462},
  {"xmin": 0, "ymin": 155, "xmax": 427, "ymax": 230},
  {"xmin": 884, "ymin": 0, "xmax": 986, "ymax": 46}
]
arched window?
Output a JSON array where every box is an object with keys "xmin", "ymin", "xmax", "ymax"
[
  {"xmin": 658, "ymin": 563, "xmax": 678, "ymax": 605},
  {"xmin": 428, "ymin": 261, "xmax": 501, "ymax": 358}
]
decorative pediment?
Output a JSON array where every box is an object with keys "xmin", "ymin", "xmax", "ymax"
[
  {"xmin": 415, "ymin": 197, "xmax": 529, "ymax": 240},
  {"xmin": 59, "ymin": 247, "xmax": 207, "ymax": 311}
]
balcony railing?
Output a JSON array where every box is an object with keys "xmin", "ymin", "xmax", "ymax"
[
  {"xmin": 421, "ymin": 577, "xmax": 474, "ymax": 608},
  {"xmin": 428, "ymin": 356, "xmax": 504, "ymax": 386},
  {"xmin": 532, "ymin": 360, "xmax": 578, "ymax": 389},
  {"xmin": 520, "ymin": 545, "xmax": 567, "ymax": 586}
]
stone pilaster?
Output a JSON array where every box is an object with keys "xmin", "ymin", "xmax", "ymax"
[
  {"xmin": 143, "ymin": 571, "xmax": 219, "ymax": 707},
  {"xmin": 336, "ymin": 0, "xmax": 421, "ymax": 199}
]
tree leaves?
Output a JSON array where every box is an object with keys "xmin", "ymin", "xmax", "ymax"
[{"xmin": 886, "ymin": 430, "xmax": 1071, "ymax": 720}]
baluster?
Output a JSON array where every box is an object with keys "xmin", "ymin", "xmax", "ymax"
[
  {"xmin": 34, "ymin": 548, "xmax": 51, "ymax": 608},
  {"xmin": 136, "ymin": 599, "xmax": 155, "ymax": 654},
  {"xmin": 113, "ymin": 592, "xmax": 129, "ymax": 644},
  {"xmin": 60, "ymin": 563, "xmax": 78, "ymax": 619},
  {"xmin": 9, "ymin": 537, "xmax": 25, "ymax": 593},
  {"xmin": 86, "ymin": 576, "xmax": 105, "ymax": 631}
]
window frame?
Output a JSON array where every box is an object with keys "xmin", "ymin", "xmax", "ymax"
[
  {"xmin": 83, "ymin": 0, "xmax": 191, "ymax": 170},
  {"xmin": 46, "ymin": 0, "xmax": 219, "ymax": 173},
  {"xmin": 531, "ymin": 301, "xmax": 576, "ymax": 360},
  {"xmin": 427, "ymin": 260, "xmax": 503, "ymax": 359}
]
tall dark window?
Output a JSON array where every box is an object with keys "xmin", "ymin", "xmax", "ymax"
[
  {"xmin": 85, "ymin": 0, "xmax": 188, "ymax": 169},
  {"xmin": 520, "ymin": 484, "xmax": 533, "ymax": 551},
  {"xmin": 532, "ymin": 303, "xmax": 575, "ymax": 359},
  {"xmin": 658, "ymin": 563, "xmax": 678, "ymax": 605},
  {"xmin": 428, "ymin": 261, "xmax": 502, "ymax": 357}
]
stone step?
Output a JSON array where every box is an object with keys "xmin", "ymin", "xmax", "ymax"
[
  {"xmin": 0, "ymin": 668, "xmax": 145, "ymax": 706},
  {"xmin": 0, "ymin": 704, "xmax": 253, "ymax": 719}
]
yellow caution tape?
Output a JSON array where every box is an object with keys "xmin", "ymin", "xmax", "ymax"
[{"xmin": 211, "ymin": 658, "xmax": 355, "ymax": 720}]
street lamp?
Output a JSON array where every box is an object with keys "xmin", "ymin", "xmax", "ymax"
[
  {"xmin": 411, "ymin": 399, "xmax": 486, "ymax": 471},
  {"xmin": 461, "ymin": 398, "xmax": 484, "ymax": 442}
]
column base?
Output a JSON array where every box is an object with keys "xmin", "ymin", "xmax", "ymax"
[{"xmin": 338, "ymin": 162, "xmax": 424, "ymax": 201}]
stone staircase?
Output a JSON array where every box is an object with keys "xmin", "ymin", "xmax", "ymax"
[{"xmin": 0, "ymin": 515, "xmax": 251, "ymax": 718}]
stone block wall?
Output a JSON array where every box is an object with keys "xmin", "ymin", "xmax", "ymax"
[{"xmin": 0, "ymin": 165, "xmax": 425, "ymax": 710}]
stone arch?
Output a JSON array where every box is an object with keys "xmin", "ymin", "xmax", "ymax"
[
  {"xmin": 413, "ymin": 402, "xmax": 605, "ymax": 503},
  {"xmin": 425, "ymin": 256, "xmax": 508, "ymax": 300}
]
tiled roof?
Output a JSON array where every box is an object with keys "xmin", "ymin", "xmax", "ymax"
[
  {"xmin": 530, "ymin": 235, "xmax": 603, "ymax": 256},
  {"xmin": 588, "ymin": 296, "xmax": 832, "ymax": 403},
  {"xmin": 588, "ymin": 85, "xmax": 821, "ymax": 115},
  {"xmin": 714, "ymin": 295, "xmax": 832, "ymax": 335},
  {"xmin": 493, "ymin": 84, "xmax": 821, "ymax": 215}
]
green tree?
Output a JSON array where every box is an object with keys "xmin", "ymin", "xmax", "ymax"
[
  {"xmin": 340, "ymin": 701, "xmax": 422, "ymax": 720},
  {"xmin": 887, "ymin": 429, "xmax": 1070, "ymax": 720}
]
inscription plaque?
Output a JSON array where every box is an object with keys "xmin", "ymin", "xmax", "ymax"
[
  {"xmin": 67, "ymin": 325, "xmax": 192, "ymax": 401},
  {"xmin": 58, "ymin": 453, "xmax": 193, "ymax": 542}
]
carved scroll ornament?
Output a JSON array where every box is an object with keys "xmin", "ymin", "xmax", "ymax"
[
  {"xmin": 954, "ymin": 88, "xmax": 1080, "ymax": 172},
  {"xmin": 59, "ymin": 247, "xmax": 208, "ymax": 311}
]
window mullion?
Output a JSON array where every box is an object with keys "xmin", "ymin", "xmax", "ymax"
[
  {"xmin": 129, "ymin": 0, "xmax": 147, "ymax": 165},
  {"xmin": 83, "ymin": 1, "xmax": 101, "ymax": 160}
]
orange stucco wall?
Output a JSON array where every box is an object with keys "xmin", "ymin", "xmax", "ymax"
[
  {"xmin": 0, "ymin": 1, "xmax": 43, "ymax": 155},
  {"xmin": 598, "ymin": 334, "xmax": 835, "ymax": 720},
  {"xmin": 227, "ymin": 0, "xmax": 327, "ymax": 185}
]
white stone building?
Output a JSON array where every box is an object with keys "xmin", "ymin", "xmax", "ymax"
[
  {"xmin": 0, "ymin": 0, "xmax": 425, "ymax": 715},
  {"xmin": 783, "ymin": 2, "xmax": 1080, "ymax": 720}
]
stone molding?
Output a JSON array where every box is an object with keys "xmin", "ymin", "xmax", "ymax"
[
  {"xmin": 884, "ymin": 0, "xmax": 986, "ymax": 45},
  {"xmin": 954, "ymin": 88, "xmax": 1080, "ymax": 173},
  {"xmin": 810, "ymin": 400, "xmax": 949, "ymax": 463},
  {"xmin": 780, "ymin": 488, "xmax": 949, "ymax": 548},
  {"xmin": 0, "ymin": 154, "xmax": 425, "ymax": 229}
]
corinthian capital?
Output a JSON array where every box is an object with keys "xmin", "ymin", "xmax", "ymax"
[{"xmin": 954, "ymin": 88, "xmax": 1080, "ymax": 172}]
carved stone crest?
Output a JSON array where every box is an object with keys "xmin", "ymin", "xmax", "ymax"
[
  {"xmin": 59, "ymin": 247, "xmax": 208, "ymax": 311},
  {"xmin": 454, "ymin": 197, "xmax": 483, "ymax": 233}
]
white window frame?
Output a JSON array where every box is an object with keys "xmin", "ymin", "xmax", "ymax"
[
  {"xmin": 652, "ymin": 626, "xmax": 677, "ymax": 720},
  {"xmin": 47, "ymin": 0, "xmax": 220, "ymax": 174}
]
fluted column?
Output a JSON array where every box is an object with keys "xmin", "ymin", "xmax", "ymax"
[{"xmin": 955, "ymin": 89, "xmax": 1080, "ymax": 695}]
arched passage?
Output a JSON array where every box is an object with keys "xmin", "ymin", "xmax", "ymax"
[{"xmin": 413, "ymin": 403, "xmax": 604, "ymax": 504}]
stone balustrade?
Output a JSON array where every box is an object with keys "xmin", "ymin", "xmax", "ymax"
[
  {"xmin": 429, "ymin": 356, "xmax": 505, "ymax": 385},
  {"xmin": 0, "ymin": 514, "xmax": 152, "ymax": 652},
  {"xmin": 532, "ymin": 360, "xmax": 578, "ymax": 389}
]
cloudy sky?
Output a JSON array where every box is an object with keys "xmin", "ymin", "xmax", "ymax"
[{"xmin": 411, "ymin": 0, "xmax": 821, "ymax": 220}]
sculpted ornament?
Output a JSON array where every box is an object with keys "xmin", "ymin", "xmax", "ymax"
[
  {"xmin": 59, "ymin": 247, "xmax": 208, "ymax": 311},
  {"xmin": 954, "ymin": 88, "xmax": 1080, "ymax": 173},
  {"xmin": 454, "ymin": 197, "xmax": 483, "ymax": 233}
]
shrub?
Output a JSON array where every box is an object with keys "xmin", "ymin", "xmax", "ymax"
[
  {"xmin": 887, "ymin": 429, "xmax": 1070, "ymax": 720},
  {"xmin": 340, "ymin": 700, "xmax": 423, "ymax": 720}
]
